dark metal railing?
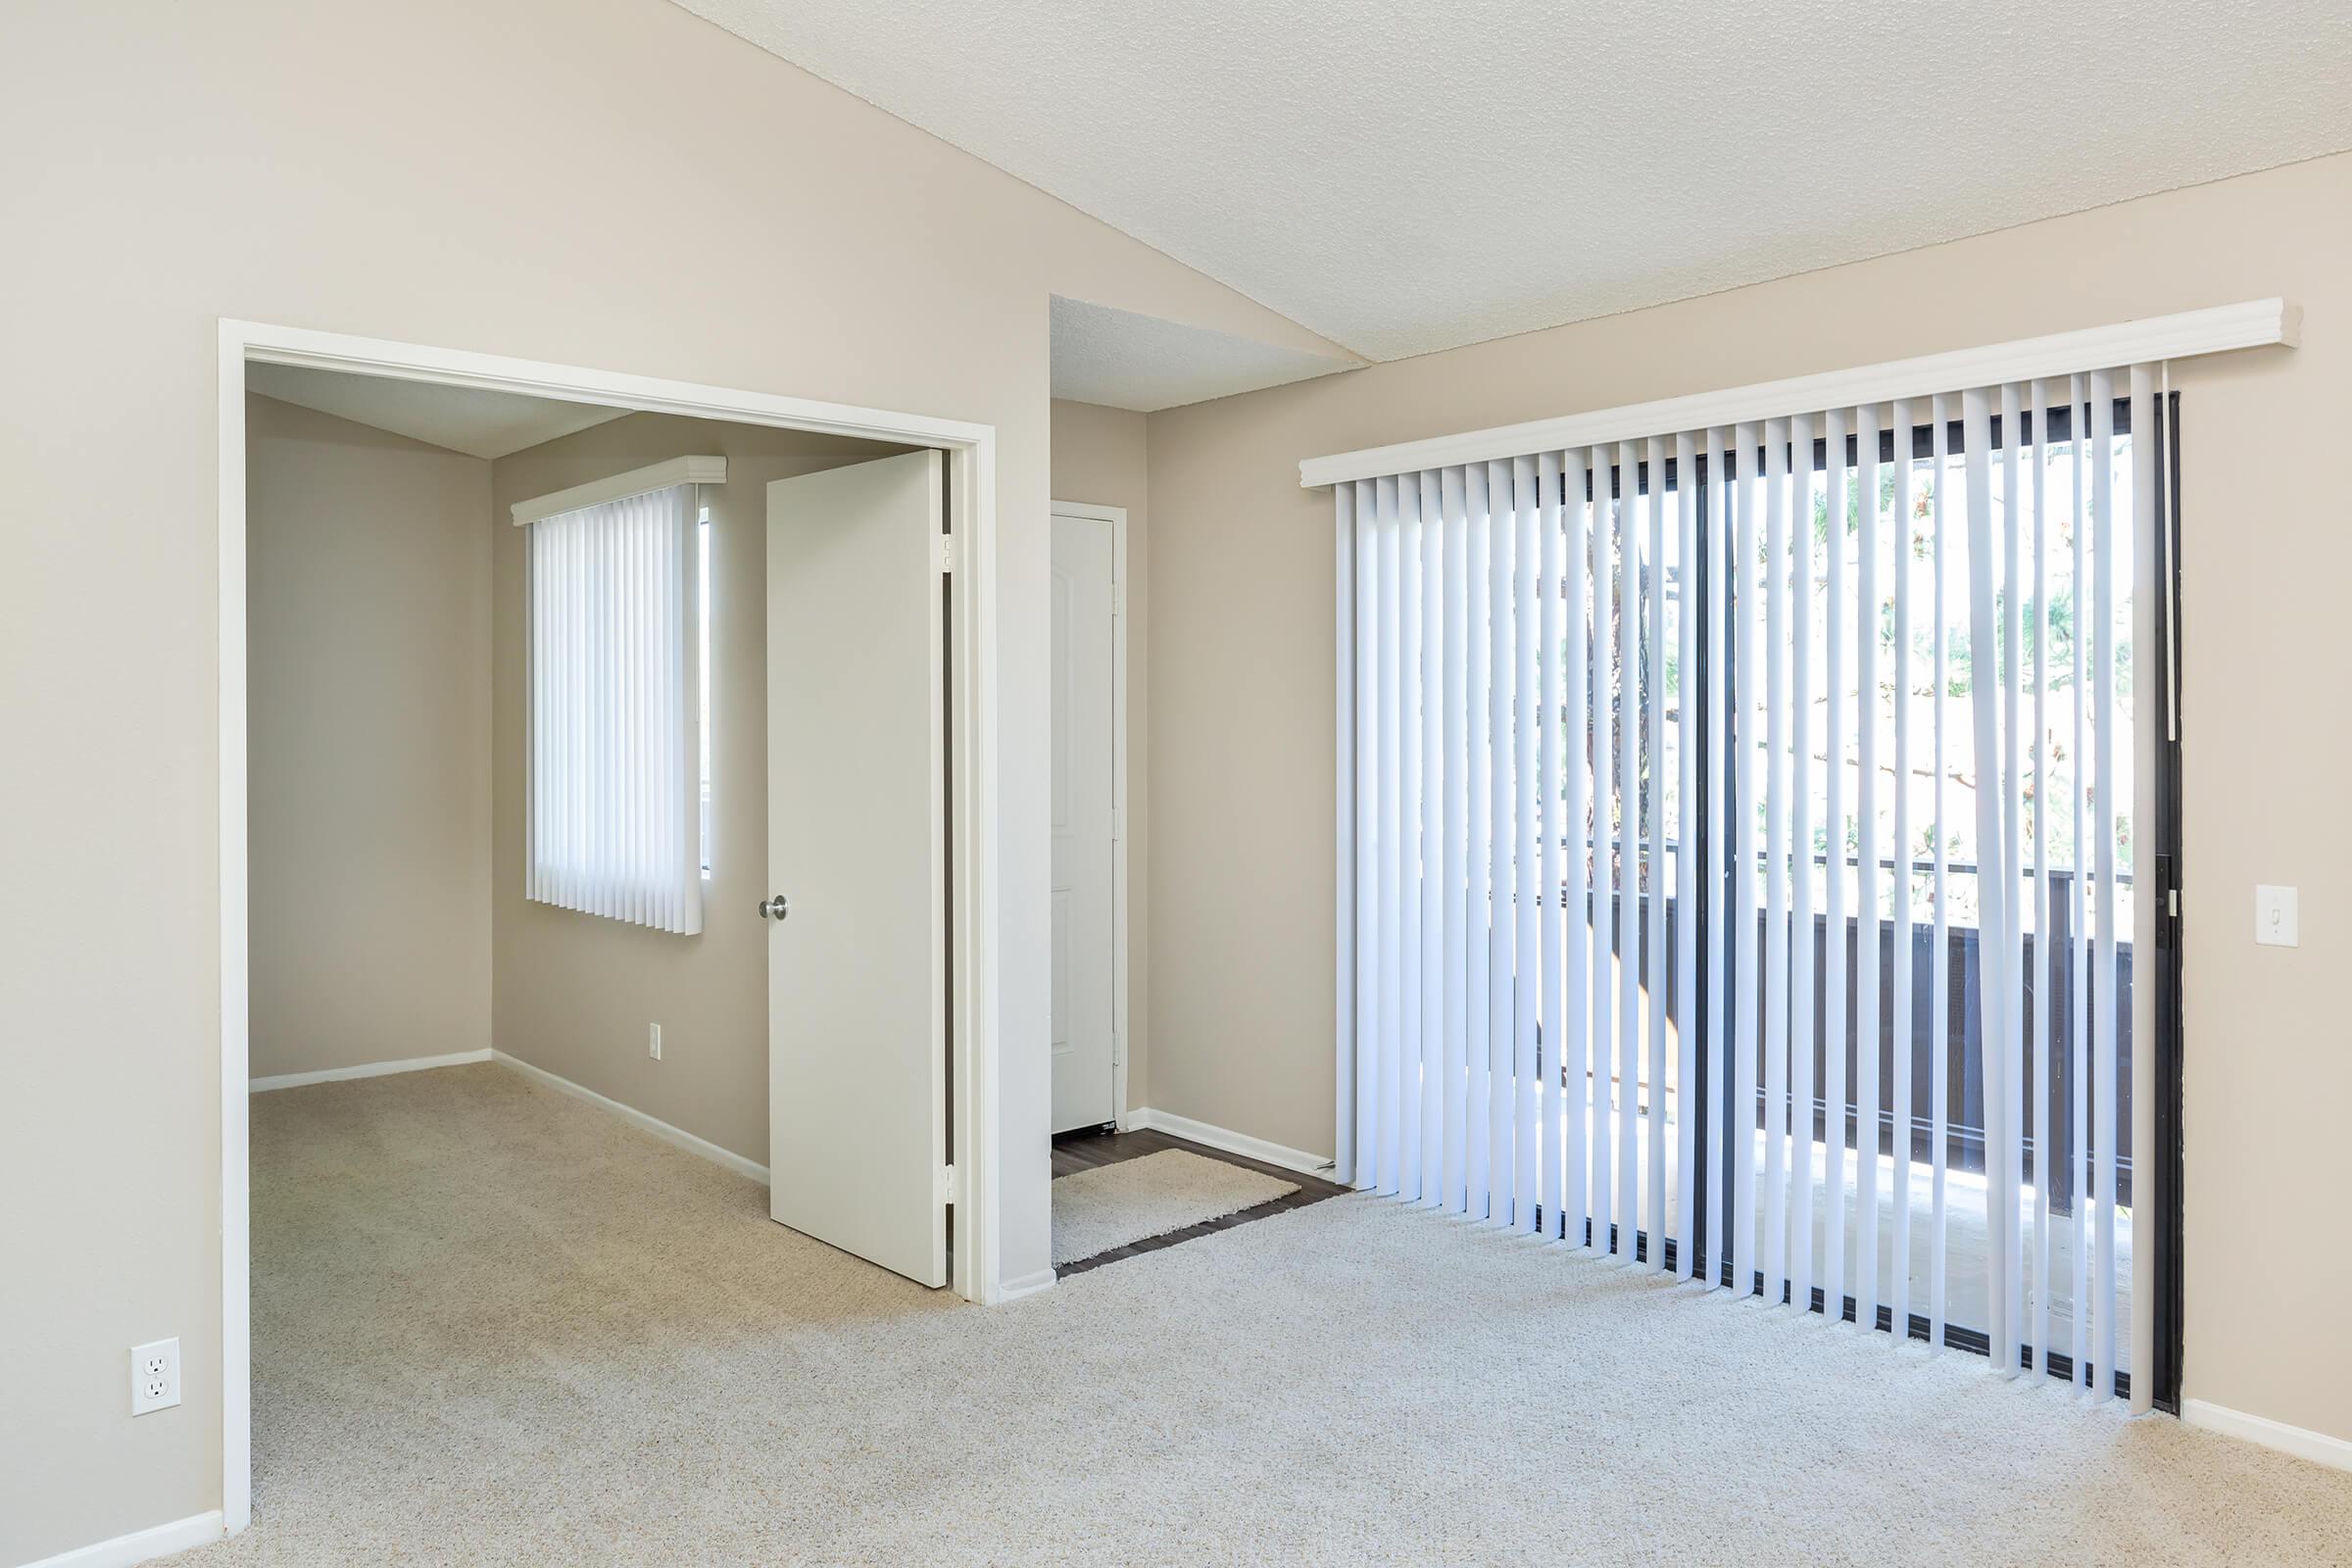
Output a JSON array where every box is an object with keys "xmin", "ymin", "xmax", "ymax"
[{"xmin": 1563, "ymin": 867, "xmax": 2132, "ymax": 1210}]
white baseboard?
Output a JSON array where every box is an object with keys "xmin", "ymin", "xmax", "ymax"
[
  {"xmin": 995, "ymin": 1267, "xmax": 1057, "ymax": 1303},
  {"xmin": 491, "ymin": 1051, "xmax": 769, "ymax": 1185},
  {"xmin": 2181, "ymin": 1397, "xmax": 2352, "ymax": 1472},
  {"xmin": 249, "ymin": 1049, "xmax": 491, "ymax": 1093},
  {"xmin": 18, "ymin": 1511, "xmax": 224, "ymax": 1568},
  {"xmin": 1119, "ymin": 1107, "xmax": 1336, "ymax": 1179}
]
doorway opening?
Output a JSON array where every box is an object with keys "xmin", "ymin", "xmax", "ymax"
[{"xmin": 219, "ymin": 319, "xmax": 1004, "ymax": 1536}]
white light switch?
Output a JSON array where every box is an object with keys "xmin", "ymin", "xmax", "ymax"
[{"xmin": 2255, "ymin": 885, "xmax": 2299, "ymax": 948}]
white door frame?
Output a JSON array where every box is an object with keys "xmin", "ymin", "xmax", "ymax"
[
  {"xmin": 219, "ymin": 318, "xmax": 1006, "ymax": 1537},
  {"xmin": 1049, "ymin": 500, "xmax": 1130, "ymax": 1125}
]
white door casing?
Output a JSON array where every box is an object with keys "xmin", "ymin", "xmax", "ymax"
[
  {"xmin": 1051, "ymin": 510, "xmax": 1117, "ymax": 1133},
  {"xmin": 766, "ymin": 452, "xmax": 949, "ymax": 1287},
  {"xmin": 222, "ymin": 321, "xmax": 1006, "ymax": 1543}
]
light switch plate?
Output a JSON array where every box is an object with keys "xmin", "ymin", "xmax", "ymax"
[{"xmin": 2255, "ymin": 885, "xmax": 2299, "ymax": 948}]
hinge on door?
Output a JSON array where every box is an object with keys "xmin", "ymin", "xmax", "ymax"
[
  {"xmin": 936, "ymin": 534, "xmax": 958, "ymax": 573},
  {"xmin": 1111, "ymin": 578, "xmax": 1124, "ymax": 617},
  {"xmin": 1110, "ymin": 807, "xmax": 1122, "ymax": 842},
  {"xmin": 937, "ymin": 1163, "xmax": 956, "ymax": 1205}
]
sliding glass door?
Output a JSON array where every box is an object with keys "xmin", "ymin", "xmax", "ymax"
[
  {"xmin": 1335, "ymin": 375, "xmax": 2178, "ymax": 1408},
  {"xmin": 1690, "ymin": 396, "xmax": 2155, "ymax": 1396}
]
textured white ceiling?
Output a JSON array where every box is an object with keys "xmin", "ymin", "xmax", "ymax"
[
  {"xmin": 674, "ymin": 0, "xmax": 2352, "ymax": 362},
  {"xmin": 248, "ymin": 364, "xmax": 628, "ymax": 459},
  {"xmin": 1052, "ymin": 296, "xmax": 1357, "ymax": 412}
]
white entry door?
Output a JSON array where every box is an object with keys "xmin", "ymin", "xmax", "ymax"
[
  {"xmin": 765, "ymin": 452, "xmax": 948, "ymax": 1288},
  {"xmin": 1051, "ymin": 510, "xmax": 1117, "ymax": 1133}
]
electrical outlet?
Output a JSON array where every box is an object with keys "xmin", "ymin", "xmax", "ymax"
[
  {"xmin": 130, "ymin": 1338, "xmax": 179, "ymax": 1416},
  {"xmin": 648, "ymin": 1022, "xmax": 662, "ymax": 1060}
]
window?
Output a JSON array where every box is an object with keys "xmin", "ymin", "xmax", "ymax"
[{"xmin": 520, "ymin": 465, "xmax": 711, "ymax": 936}]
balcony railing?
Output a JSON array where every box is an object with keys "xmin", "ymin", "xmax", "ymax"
[{"xmin": 1557, "ymin": 864, "xmax": 2132, "ymax": 1210}]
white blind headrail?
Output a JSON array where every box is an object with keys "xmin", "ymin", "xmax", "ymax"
[
  {"xmin": 513, "ymin": 455, "xmax": 726, "ymax": 524},
  {"xmin": 1298, "ymin": 300, "xmax": 2293, "ymax": 491}
]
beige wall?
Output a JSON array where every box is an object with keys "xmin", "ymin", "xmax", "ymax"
[
  {"xmin": 0, "ymin": 0, "xmax": 1348, "ymax": 1557},
  {"xmin": 490, "ymin": 414, "xmax": 906, "ymax": 1165},
  {"xmin": 1051, "ymin": 399, "xmax": 1152, "ymax": 1109},
  {"xmin": 1144, "ymin": 151, "xmax": 2352, "ymax": 1444},
  {"xmin": 246, "ymin": 396, "xmax": 492, "ymax": 1080}
]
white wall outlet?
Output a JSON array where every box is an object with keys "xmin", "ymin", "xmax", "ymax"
[
  {"xmin": 648, "ymin": 1022, "xmax": 662, "ymax": 1060},
  {"xmin": 130, "ymin": 1338, "xmax": 179, "ymax": 1415},
  {"xmin": 2255, "ymin": 885, "xmax": 2300, "ymax": 948}
]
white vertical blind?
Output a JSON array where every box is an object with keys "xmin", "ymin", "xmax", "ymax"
[
  {"xmin": 525, "ymin": 480, "xmax": 703, "ymax": 936},
  {"xmin": 1613, "ymin": 442, "xmax": 1640, "ymax": 1258},
  {"xmin": 1334, "ymin": 357, "xmax": 2163, "ymax": 1406},
  {"xmin": 1489, "ymin": 459, "xmax": 1518, "ymax": 1222},
  {"xmin": 1440, "ymin": 467, "xmax": 1470, "ymax": 1213},
  {"xmin": 2030, "ymin": 378, "xmax": 2055, "ymax": 1380},
  {"xmin": 1961, "ymin": 385, "xmax": 2012, "ymax": 1371},
  {"xmin": 1376, "ymin": 476, "xmax": 1401, "ymax": 1195},
  {"xmin": 1888, "ymin": 396, "xmax": 1917, "ymax": 1342},
  {"xmin": 1730, "ymin": 422, "xmax": 1762, "ymax": 1297},
  {"xmin": 1398, "ymin": 472, "xmax": 1426, "ymax": 1203},
  {"xmin": 1352, "ymin": 479, "xmax": 1380, "ymax": 1186},
  {"xmin": 1512, "ymin": 456, "xmax": 1543, "ymax": 1233},
  {"xmin": 1539, "ymin": 451, "xmax": 1568, "ymax": 1240},
  {"xmin": 1929, "ymin": 395, "xmax": 1953, "ymax": 1351},
  {"xmin": 1589, "ymin": 445, "xmax": 1616, "ymax": 1250},
  {"xmin": 1997, "ymin": 383, "xmax": 2029, "ymax": 1378},
  {"xmin": 1762, "ymin": 416, "xmax": 1790, "ymax": 1305},
  {"xmin": 1712, "ymin": 425, "xmax": 1731, "ymax": 1288},
  {"xmin": 2128, "ymin": 362, "xmax": 2161, "ymax": 1418},
  {"xmin": 1419, "ymin": 469, "xmax": 1448, "ymax": 1205},
  {"xmin": 2090, "ymin": 369, "xmax": 2121, "ymax": 1402},
  {"xmin": 2067, "ymin": 373, "xmax": 2090, "ymax": 1385},
  {"xmin": 1673, "ymin": 430, "xmax": 1699, "ymax": 1280},
  {"xmin": 1562, "ymin": 451, "xmax": 1592, "ymax": 1242},
  {"xmin": 1465, "ymin": 464, "xmax": 1494, "ymax": 1218},
  {"xmin": 1823, "ymin": 405, "xmax": 1850, "ymax": 1321},
  {"xmin": 1854, "ymin": 402, "xmax": 1884, "ymax": 1334},
  {"xmin": 1789, "ymin": 410, "xmax": 1818, "ymax": 1313},
  {"xmin": 1642, "ymin": 435, "xmax": 1669, "ymax": 1270},
  {"xmin": 1339, "ymin": 480, "xmax": 1362, "ymax": 1188}
]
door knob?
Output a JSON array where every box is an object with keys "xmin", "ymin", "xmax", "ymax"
[{"xmin": 759, "ymin": 894, "xmax": 790, "ymax": 921}]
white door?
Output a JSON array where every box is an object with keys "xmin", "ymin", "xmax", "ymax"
[
  {"xmin": 1051, "ymin": 511, "xmax": 1117, "ymax": 1133},
  {"xmin": 765, "ymin": 452, "xmax": 948, "ymax": 1287}
]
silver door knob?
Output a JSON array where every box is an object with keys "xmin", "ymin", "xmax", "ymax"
[{"xmin": 759, "ymin": 894, "xmax": 790, "ymax": 921}]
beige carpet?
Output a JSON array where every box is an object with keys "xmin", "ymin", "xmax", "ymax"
[
  {"xmin": 180, "ymin": 1062, "xmax": 2352, "ymax": 1566},
  {"xmin": 1052, "ymin": 1149, "xmax": 1298, "ymax": 1265}
]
